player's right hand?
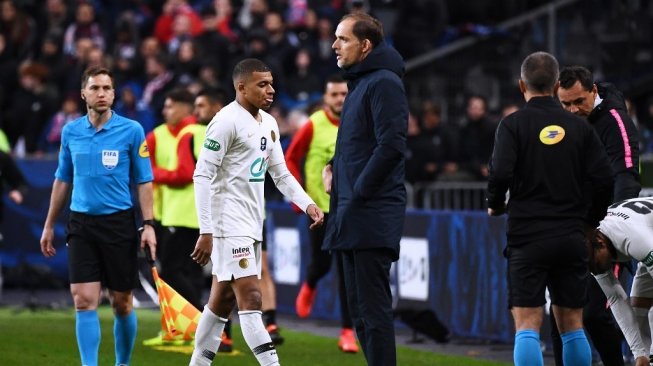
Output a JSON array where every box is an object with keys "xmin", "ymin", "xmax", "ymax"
[
  {"xmin": 191, "ymin": 234, "xmax": 212, "ymax": 266},
  {"xmin": 40, "ymin": 227, "xmax": 56, "ymax": 257}
]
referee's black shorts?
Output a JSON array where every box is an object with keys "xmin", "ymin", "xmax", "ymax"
[
  {"xmin": 66, "ymin": 209, "xmax": 139, "ymax": 292},
  {"xmin": 507, "ymin": 232, "xmax": 589, "ymax": 309}
]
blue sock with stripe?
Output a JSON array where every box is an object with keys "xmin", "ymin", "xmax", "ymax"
[
  {"xmin": 514, "ymin": 329, "xmax": 543, "ymax": 366},
  {"xmin": 114, "ymin": 310, "xmax": 137, "ymax": 365},
  {"xmin": 561, "ymin": 329, "xmax": 591, "ymax": 366},
  {"xmin": 76, "ymin": 310, "xmax": 101, "ymax": 366}
]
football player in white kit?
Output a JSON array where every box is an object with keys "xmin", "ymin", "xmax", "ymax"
[
  {"xmin": 589, "ymin": 197, "xmax": 653, "ymax": 366},
  {"xmin": 188, "ymin": 58, "xmax": 324, "ymax": 366}
]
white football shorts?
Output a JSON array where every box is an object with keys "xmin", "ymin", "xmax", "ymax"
[
  {"xmin": 211, "ymin": 236, "xmax": 262, "ymax": 282},
  {"xmin": 631, "ymin": 262, "xmax": 653, "ymax": 299}
]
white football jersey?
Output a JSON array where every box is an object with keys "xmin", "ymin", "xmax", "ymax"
[
  {"xmin": 193, "ymin": 101, "xmax": 314, "ymax": 239},
  {"xmin": 599, "ymin": 197, "xmax": 653, "ymax": 265}
]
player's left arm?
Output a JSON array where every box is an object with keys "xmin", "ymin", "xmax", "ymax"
[
  {"xmin": 132, "ymin": 126, "xmax": 157, "ymax": 259},
  {"xmin": 594, "ymin": 271, "xmax": 649, "ymax": 359}
]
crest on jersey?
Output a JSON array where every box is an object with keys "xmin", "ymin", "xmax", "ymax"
[
  {"xmin": 539, "ymin": 125, "xmax": 565, "ymax": 145},
  {"xmin": 138, "ymin": 141, "xmax": 149, "ymax": 158},
  {"xmin": 102, "ymin": 150, "xmax": 119, "ymax": 170},
  {"xmin": 239, "ymin": 258, "xmax": 249, "ymax": 269},
  {"xmin": 271, "ymin": 130, "xmax": 276, "ymax": 142}
]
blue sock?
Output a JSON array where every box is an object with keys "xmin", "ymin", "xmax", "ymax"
[
  {"xmin": 76, "ymin": 310, "xmax": 101, "ymax": 366},
  {"xmin": 514, "ymin": 329, "xmax": 543, "ymax": 366},
  {"xmin": 561, "ymin": 329, "xmax": 591, "ymax": 366},
  {"xmin": 114, "ymin": 310, "xmax": 137, "ymax": 365}
]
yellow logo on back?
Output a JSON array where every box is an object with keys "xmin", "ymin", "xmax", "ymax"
[
  {"xmin": 539, "ymin": 125, "xmax": 565, "ymax": 145},
  {"xmin": 139, "ymin": 141, "xmax": 150, "ymax": 157}
]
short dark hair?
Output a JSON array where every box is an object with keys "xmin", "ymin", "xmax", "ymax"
[
  {"xmin": 81, "ymin": 66, "xmax": 113, "ymax": 88},
  {"xmin": 325, "ymin": 74, "xmax": 345, "ymax": 85},
  {"xmin": 197, "ymin": 87, "xmax": 228, "ymax": 107},
  {"xmin": 559, "ymin": 65, "xmax": 594, "ymax": 91},
  {"xmin": 232, "ymin": 58, "xmax": 271, "ymax": 82},
  {"xmin": 165, "ymin": 87, "xmax": 195, "ymax": 105},
  {"xmin": 520, "ymin": 51, "xmax": 559, "ymax": 93},
  {"xmin": 341, "ymin": 13, "xmax": 384, "ymax": 47}
]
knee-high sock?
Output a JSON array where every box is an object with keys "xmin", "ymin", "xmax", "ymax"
[
  {"xmin": 190, "ymin": 306, "xmax": 227, "ymax": 366},
  {"xmin": 514, "ymin": 329, "xmax": 543, "ymax": 366},
  {"xmin": 114, "ymin": 310, "xmax": 137, "ymax": 365},
  {"xmin": 633, "ymin": 307, "xmax": 651, "ymax": 354},
  {"xmin": 239, "ymin": 310, "xmax": 279, "ymax": 366},
  {"xmin": 76, "ymin": 310, "xmax": 101, "ymax": 366},
  {"xmin": 561, "ymin": 329, "xmax": 591, "ymax": 366}
]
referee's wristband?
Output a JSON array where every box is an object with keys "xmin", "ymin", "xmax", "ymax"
[{"xmin": 142, "ymin": 219, "xmax": 156, "ymax": 228}]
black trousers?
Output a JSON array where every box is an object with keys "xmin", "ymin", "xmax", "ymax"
[
  {"xmin": 306, "ymin": 213, "xmax": 352, "ymax": 328},
  {"xmin": 160, "ymin": 226, "xmax": 205, "ymax": 311},
  {"xmin": 550, "ymin": 275, "xmax": 624, "ymax": 366},
  {"xmin": 340, "ymin": 248, "xmax": 396, "ymax": 366}
]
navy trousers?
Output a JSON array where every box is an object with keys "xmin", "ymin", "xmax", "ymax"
[{"xmin": 339, "ymin": 248, "xmax": 396, "ymax": 366}]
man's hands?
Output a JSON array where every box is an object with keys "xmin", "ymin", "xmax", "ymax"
[
  {"xmin": 40, "ymin": 227, "xmax": 56, "ymax": 257},
  {"xmin": 191, "ymin": 233, "xmax": 213, "ymax": 266},
  {"xmin": 140, "ymin": 225, "xmax": 157, "ymax": 260},
  {"xmin": 487, "ymin": 204, "xmax": 506, "ymax": 216},
  {"xmin": 322, "ymin": 164, "xmax": 332, "ymax": 194},
  {"xmin": 307, "ymin": 204, "xmax": 324, "ymax": 230}
]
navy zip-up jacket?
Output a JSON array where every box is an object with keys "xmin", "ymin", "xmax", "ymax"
[{"xmin": 323, "ymin": 41, "xmax": 408, "ymax": 260}]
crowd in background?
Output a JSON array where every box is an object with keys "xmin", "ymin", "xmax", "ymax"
[{"xmin": 1, "ymin": 0, "xmax": 653, "ymax": 187}]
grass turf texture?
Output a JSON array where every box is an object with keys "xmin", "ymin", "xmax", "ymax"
[{"xmin": 1, "ymin": 306, "xmax": 509, "ymax": 365}]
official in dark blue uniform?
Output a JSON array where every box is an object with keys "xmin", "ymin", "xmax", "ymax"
[
  {"xmin": 40, "ymin": 66, "xmax": 156, "ymax": 366},
  {"xmin": 323, "ymin": 13, "xmax": 408, "ymax": 366}
]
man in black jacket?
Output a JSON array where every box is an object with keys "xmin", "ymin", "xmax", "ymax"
[
  {"xmin": 555, "ymin": 65, "xmax": 642, "ymax": 366},
  {"xmin": 323, "ymin": 12, "xmax": 408, "ymax": 366},
  {"xmin": 487, "ymin": 52, "xmax": 613, "ymax": 366}
]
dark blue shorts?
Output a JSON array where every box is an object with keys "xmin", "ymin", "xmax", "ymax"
[
  {"xmin": 66, "ymin": 209, "xmax": 139, "ymax": 292},
  {"xmin": 506, "ymin": 232, "xmax": 589, "ymax": 309}
]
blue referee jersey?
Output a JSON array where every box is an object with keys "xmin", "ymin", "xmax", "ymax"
[{"xmin": 55, "ymin": 111, "xmax": 153, "ymax": 215}]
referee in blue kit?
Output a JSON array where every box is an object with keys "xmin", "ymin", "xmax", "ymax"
[{"xmin": 40, "ymin": 66, "xmax": 157, "ymax": 366}]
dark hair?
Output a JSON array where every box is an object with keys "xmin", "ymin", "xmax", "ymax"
[
  {"xmin": 197, "ymin": 87, "xmax": 228, "ymax": 107},
  {"xmin": 81, "ymin": 66, "xmax": 113, "ymax": 88},
  {"xmin": 325, "ymin": 74, "xmax": 345, "ymax": 85},
  {"xmin": 165, "ymin": 87, "xmax": 195, "ymax": 105},
  {"xmin": 520, "ymin": 51, "xmax": 559, "ymax": 93},
  {"xmin": 341, "ymin": 13, "xmax": 384, "ymax": 47},
  {"xmin": 232, "ymin": 58, "xmax": 271, "ymax": 82},
  {"xmin": 559, "ymin": 65, "xmax": 594, "ymax": 91}
]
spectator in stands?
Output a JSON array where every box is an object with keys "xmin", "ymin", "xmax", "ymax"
[
  {"xmin": 458, "ymin": 95, "xmax": 497, "ymax": 181},
  {"xmin": 312, "ymin": 15, "xmax": 339, "ymax": 83},
  {"xmin": 279, "ymin": 48, "xmax": 322, "ymax": 111},
  {"xmin": 407, "ymin": 102, "xmax": 457, "ymax": 184},
  {"xmin": 237, "ymin": 0, "xmax": 268, "ymax": 31},
  {"xmin": 173, "ymin": 39, "xmax": 201, "ymax": 87},
  {"xmin": 111, "ymin": 14, "xmax": 141, "ymax": 86},
  {"xmin": 36, "ymin": 33, "xmax": 69, "ymax": 93},
  {"xmin": 36, "ymin": 0, "xmax": 72, "ymax": 46},
  {"xmin": 212, "ymin": 0, "xmax": 243, "ymax": 45},
  {"xmin": 0, "ymin": 0, "xmax": 36, "ymax": 61},
  {"xmin": 42, "ymin": 94, "xmax": 81, "ymax": 153},
  {"xmin": 487, "ymin": 51, "xmax": 613, "ymax": 366},
  {"xmin": 5, "ymin": 62, "xmax": 57, "ymax": 155},
  {"xmin": 139, "ymin": 54, "xmax": 176, "ymax": 126},
  {"xmin": 195, "ymin": 6, "xmax": 231, "ymax": 86},
  {"xmin": 114, "ymin": 82, "xmax": 155, "ymax": 134},
  {"xmin": 62, "ymin": 2, "xmax": 104, "ymax": 58},
  {"xmin": 554, "ymin": 65, "xmax": 641, "ymax": 366},
  {"xmin": 153, "ymin": 0, "xmax": 202, "ymax": 45},
  {"xmin": 264, "ymin": 11, "xmax": 299, "ymax": 79}
]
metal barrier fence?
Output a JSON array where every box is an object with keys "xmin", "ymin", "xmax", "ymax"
[{"xmin": 410, "ymin": 181, "xmax": 488, "ymax": 210}]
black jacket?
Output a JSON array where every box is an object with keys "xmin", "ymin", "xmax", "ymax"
[
  {"xmin": 588, "ymin": 82, "xmax": 641, "ymax": 202},
  {"xmin": 323, "ymin": 42, "xmax": 408, "ymax": 259},
  {"xmin": 0, "ymin": 151, "xmax": 26, "ymax": 223},
  {"xmin": 486, "ymin": 96, "xmax": 613, "ymax": 242}
]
